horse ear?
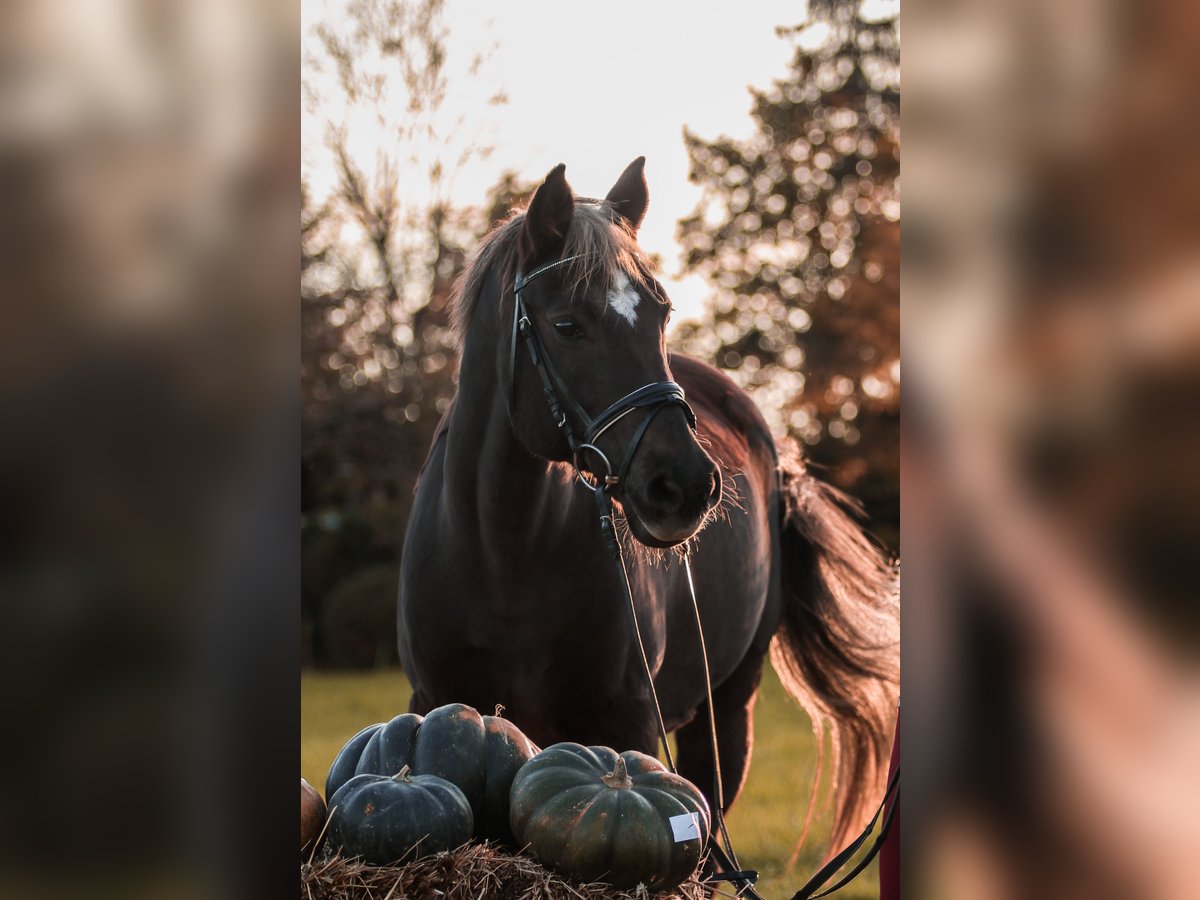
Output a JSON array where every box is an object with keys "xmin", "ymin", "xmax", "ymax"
[
  {"xmin": 605, "ymin": 156, "xmax": 648, "ymax": 233},
  {"xmin": 520, "ymin": 163, "xmax": 574, "ymax": 268}
]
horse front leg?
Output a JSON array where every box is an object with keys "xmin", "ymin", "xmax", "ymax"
[{"xmin": 673, "ymin": 650, "xmax": 766, "ymax": 815}]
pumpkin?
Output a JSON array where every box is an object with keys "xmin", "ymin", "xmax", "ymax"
[
  {"xmin": 327, "ymin": 765, "xmax": 473, "ymax": 864},
  {"xmin": 301, "ymin": 777, "xmax": 327, "ymax": 856},
  {"xmin": 509, "ymin": 743, "xmax": 712, "ymax": 890},
  {"xmin": 325, "ymin": 703, "xmax": 538, "ymax": 846}
]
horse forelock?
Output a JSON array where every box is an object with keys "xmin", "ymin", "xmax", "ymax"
[{"xmin": 449, "ymin": 201, "xmax": 659, "ymax": 348}]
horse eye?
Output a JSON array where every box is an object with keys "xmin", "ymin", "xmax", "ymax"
[{"xmin": 554, "ymin": 320, "xmax": 582, "ymax": 339}]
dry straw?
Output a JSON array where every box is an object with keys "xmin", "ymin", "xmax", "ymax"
[{"xmin": 300, "ymin": 842, "xmax": 710, "ymax": 900}]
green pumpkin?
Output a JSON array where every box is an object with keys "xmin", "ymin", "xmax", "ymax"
[
  {"xmin": 327, "ymin": 766, "xmax": 473, "ymax": 864},
  {"xmin": 509, "ymin": 743, "xmax": 712, "ymax": 890},
  {"xmin": 325, "ymin": 703, "xmax": 538, "ymax": 846}
]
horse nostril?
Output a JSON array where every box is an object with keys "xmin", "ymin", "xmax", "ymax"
[
  {"xmin": 647, "ymin": 473, "xmax": 685, "ymax": 512},
  {"xmin": 707, "ymin": 469, "xmax": 722, "ymax": 507}
]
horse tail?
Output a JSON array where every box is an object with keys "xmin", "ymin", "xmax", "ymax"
[{"xmin": 771, "ymin": 446, "xmax": 899, "ymax": 854}]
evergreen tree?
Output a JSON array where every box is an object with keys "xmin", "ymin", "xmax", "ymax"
[{"xmin": 676, "ymin": 1, "xmax": 899, "ymax": 546}]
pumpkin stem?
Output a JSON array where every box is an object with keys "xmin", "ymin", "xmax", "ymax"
[
  {"xmin": 601, "ymin": 756, "xmax": 634, "ymax": 789},
  {"xmin": 392, "ymin": 765, "xmax": 412, "ymax": 782},
  {"xmin": 494, "ymin": 704, "xmax": 505, "ymax": 718}
]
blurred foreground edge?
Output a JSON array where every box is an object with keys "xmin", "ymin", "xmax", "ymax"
[
  {"xmin": 0, "ymin": 2, "xmax": 299, "ymax": 898},
  {"xmin": 903, "ymin": 0, "xmax": 1200, "ymax": 896}
]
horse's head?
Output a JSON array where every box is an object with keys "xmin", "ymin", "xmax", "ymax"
[{"xmin": 502, "ymin": 159, "xmax": 721, "ymax": 548}]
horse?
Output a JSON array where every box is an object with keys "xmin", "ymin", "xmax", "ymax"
[{"xmin": 397, "ymin": 157, "xmax": 899, "ymax": 850}]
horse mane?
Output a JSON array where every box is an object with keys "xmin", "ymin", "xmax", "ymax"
[{"xmin": 450, "ymin": 200, "xmax": 657, "ymax": 348}]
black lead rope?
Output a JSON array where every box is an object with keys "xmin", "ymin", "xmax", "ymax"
[{"xmin": 790, "ymin": 767, "xmax": 900, "ymax": 900}]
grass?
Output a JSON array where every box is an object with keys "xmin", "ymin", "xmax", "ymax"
[{"xmin": 301, "ymin": 664, "xmax": 879, "ymax": 899}]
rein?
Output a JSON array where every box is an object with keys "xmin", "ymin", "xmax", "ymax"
[
  {"xmin": 594, "ymin": 484, "xmax": 761, "ymax": 896},
  {"xmin": 511, "ymin": 253, "xmax": 894, "ymax": 898}
]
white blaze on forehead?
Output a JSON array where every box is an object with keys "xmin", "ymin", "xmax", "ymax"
[{"xmin": 607, "ymin": 271, "xmax": 640, "ymax": 327}]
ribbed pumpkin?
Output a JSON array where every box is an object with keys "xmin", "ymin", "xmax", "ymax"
[
  {"xmin": 509, "ymin": 743, "xmax": 712, "ymax": 890},
  {"xmin": 327, "ymin": 766, "xmax": 473, "ymax": 864},
  {"xmin": 325, "ymin": 703, "xmax": 538, "ymax": 846},
  {"xmin": 300, "ymin": 777, "xmax": 327, "ymax": 857}
]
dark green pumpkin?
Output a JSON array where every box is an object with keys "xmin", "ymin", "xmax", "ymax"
[
  {"xmin": 325, "ymin": 703, "xmax": 538, "ymax": 846},
  {"xmin": 509, "ymin": 743, "xmax": 712, "ymax": 890},
  {"xmin": 327, "ymin": 766, "xmax": 473, "ymax": 864}
]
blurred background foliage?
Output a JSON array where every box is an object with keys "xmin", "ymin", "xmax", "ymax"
[
  {"xmin": 301, "ymin": 0, "xmax": 898, "ymax": 668},
  {"xmin": 675, "ymin": 0, "xmax": 899, "ymax": 548}
]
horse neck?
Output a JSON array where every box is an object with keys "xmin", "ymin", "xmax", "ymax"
[{"xmin": 442, "ymin": 270, "xmax": 568, "ymax": 553}]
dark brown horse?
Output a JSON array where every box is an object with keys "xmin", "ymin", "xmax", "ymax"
[{"xmin": 398, "ymin": 158, "xmax": 898, "ymax": 848}]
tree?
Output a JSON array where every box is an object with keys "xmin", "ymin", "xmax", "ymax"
[
  {"xmin": 675, "ymin": 0, "xmax": 900, "ymax": 548},
  {"xmin": 301, "ymin": 168, "xmax": 532, "ymax": 667},
  {"xmin": 301, "ymin": 0, "xmax": 517, "ymax": 664}
]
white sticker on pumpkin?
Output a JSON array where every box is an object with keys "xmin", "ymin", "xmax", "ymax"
[{"xmin": 669, "ymin": 812, "xmax": 701, "ymax": 843}]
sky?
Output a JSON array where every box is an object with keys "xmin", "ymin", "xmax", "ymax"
[{"xmin": 302, "ymin": 0, "xmax": 806, "ymax": 323}]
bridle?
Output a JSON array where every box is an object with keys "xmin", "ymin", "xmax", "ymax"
[{"xmin": 510, "ymin": 254, "xmax": 696, "ymax": 492}]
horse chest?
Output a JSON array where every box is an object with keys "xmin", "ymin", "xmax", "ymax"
[{"xmin": 482, "ymin": 555, "xmax": 666, "ymax": 682}]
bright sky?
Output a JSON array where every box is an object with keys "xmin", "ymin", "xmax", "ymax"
[{"xmin": 302, "ymin": 0, "xmax": 805, "ymax": 323}]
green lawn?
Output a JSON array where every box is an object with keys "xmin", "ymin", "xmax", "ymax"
[{"xmin": 301, "ymin": 664, "xmax": 879, "ymax": 899}]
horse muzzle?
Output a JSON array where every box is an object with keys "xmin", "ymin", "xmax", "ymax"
[{"xmin": 622, "ymin": 444, "xmax": 722, "ymax": 547}]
